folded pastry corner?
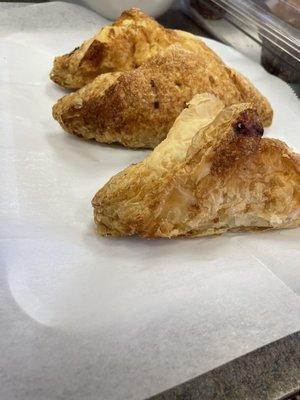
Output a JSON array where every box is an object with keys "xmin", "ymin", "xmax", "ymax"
[
  {"xmin": 92, "ymin": 93, "xmax": 300, "ymax": 238},
  {"xmin": 53, "ymin": 45, "xmax": 273, "ymax": 149},
  {"xmin": 50, "ymin": 7, "xmax": 218, "ymax": 89}
]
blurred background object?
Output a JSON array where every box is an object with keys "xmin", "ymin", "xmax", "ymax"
[
  {"xmin": 261, "ymin": 0, "xmax": 299, "ymax": 85},
  {"xmin": 182, "ymin": 0, "xmax": 300, "ymax": 96},
  {"xmin": 79, "ymin": 0, "xmax": 175, "ymax": 19}
]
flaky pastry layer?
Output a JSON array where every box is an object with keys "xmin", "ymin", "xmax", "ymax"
[{"xmin": 92, "ymin": 93, "xmax": 299, "ymax": 238}]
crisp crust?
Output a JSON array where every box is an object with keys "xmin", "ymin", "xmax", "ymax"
[
  {"xmin": 52, "ymin": 72, "xmax": 122, "ymax": 139},
  {"xmin": 49, "ymin": 8, "xmax": 220, "ymax": 89},
  {"xmin": 92, "ymin": 93, "xmax": 300, "ymax": 238},
  {"xmin": 53, "ymin": 45, "xmax": 273, "ymax": 149}
]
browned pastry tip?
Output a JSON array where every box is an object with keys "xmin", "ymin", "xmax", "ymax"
[
  {"xmin": 53, "ymin": 45, "xmax": 273, "ymax": 149},
  {"xmin": 92, "ymin": 93, "xmax": 299, "ymax": 238}
]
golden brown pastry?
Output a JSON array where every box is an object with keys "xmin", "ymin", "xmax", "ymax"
[
  {"xmin": 50, "ymin": 7, "xmax": 220, "ymax": 89},
  {"xmin": 53, "ymin": 45, "xmax": 273, "ymax": 149},
  {"xmin": 92, "ymin": 93, "xmax": 300, "ymax": 238}
]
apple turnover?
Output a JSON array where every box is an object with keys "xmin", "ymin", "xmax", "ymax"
[
  {"xmin": 92, "ymin": 93, "xmax": 299, "ymax": 238},
  {"xmin": 53, "ymin": 45, "xmax": 273, "ymax": 149},
  {"xmin": 50, "ymin": 8, "xmax": 220, "ymax": 89}
]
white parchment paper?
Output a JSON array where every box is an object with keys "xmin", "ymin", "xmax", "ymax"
[{"xmin": 1, "ymin": 3, "xmax": 300, "ymax": 400}]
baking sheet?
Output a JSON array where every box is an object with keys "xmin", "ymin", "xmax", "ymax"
[{"xmin": 1, "ymin": 2, "xmax": 300, "ymax": 400}]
